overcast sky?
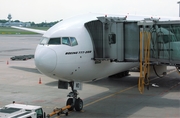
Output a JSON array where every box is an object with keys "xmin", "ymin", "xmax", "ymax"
[{"xmin": 0, "ymin": 0, "xmax": 179, "ymax": 23}]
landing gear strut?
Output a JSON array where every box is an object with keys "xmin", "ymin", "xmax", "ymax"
[{"xmin": 66, "ymin": 82, "xmax": 83, "ymax": 111}]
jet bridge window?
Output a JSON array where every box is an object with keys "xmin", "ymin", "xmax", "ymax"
[{"xmin": 48, "ymin": 37, "xmax": 61, "ymax": 45}]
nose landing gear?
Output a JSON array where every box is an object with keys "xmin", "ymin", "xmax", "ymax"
[{"xmin": 66, "ymin": 82, "xmax": 83, "ymax": 111}]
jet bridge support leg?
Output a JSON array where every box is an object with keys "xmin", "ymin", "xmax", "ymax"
[{"xmin": 138, "ymin": 28, "xmax": 151, "ymax": 94}]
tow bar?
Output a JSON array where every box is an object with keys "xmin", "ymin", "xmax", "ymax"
[{"xmin": 47, "ymin": 105, "xmax": 71, "ymax": 118}]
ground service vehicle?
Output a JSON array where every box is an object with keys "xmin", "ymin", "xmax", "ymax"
[{"xmin": 0, "ymin": 103, "xmax": 44, "ymax": 118}]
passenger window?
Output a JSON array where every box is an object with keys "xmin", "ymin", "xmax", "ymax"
[
  {"xmin": 70, "ymin": 37, "xmax": 78, "ymax": 46},
  {"xmin": 48, "ymin": 38, "xmax": 61, "ymax": 45},
  {"xmin": 62, "ymin": 37, "xmax": 70, "ymax": 46}
]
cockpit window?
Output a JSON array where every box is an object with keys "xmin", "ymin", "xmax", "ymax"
[
  {"xmin": 40, "ymin": 37, "xmax": 78, "ymax": 46},
  {"xmin": 39, "ymin": 37, "xmax": 49, "ymax": 45},
  {"xmin": 62, "ymin": 37, "xmax": 71, "ymax": 46},
  {"xmin": 70, "ymin": 37, "xmax": 78, "ymax": 46},
  {"xmin": 48, "ymin": 38, "xmax": 61, "ymax": 45}
]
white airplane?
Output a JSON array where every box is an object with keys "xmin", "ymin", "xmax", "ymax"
[{"xmin": 12, "ymin": 13, "xmax": 180, "ymax": 111}]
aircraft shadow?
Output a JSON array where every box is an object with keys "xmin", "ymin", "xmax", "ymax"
[
  {"xmin": 40, "ymin": 72, "xmax": 179, "ymax": 117},
  {"xmin": 78, "ymin": 73, "xmax": 180, "ymax": 118},
  {"xmin": 10, "ymin": 66, "xmax": 40, "ymax": 74},
  {"xmin": 45, "ymin": 81, "xmax": 58, "ymax": 86}
]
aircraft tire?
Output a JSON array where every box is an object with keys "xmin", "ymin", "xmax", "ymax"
[
  {"xmin": 66, "ymin": 98, "xmax": 74, "ymax": 111},
  {"xmin": 75, "ymin": 98, "xmax": 83, "ymax": 111}
]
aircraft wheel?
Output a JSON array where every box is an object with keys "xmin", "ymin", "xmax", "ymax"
[
  {"xmin": 66, "ymin": 98, "xmax": 74, "ymax": 111},
  {"xmin": 75, "ymin": 98, "xmax": 83, "ymax": 111}
]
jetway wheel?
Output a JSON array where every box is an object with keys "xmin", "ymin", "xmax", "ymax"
[
  {"xmin": 66, "ymin": 98, "xmax": 74, "ymax": 111},
  {"xmin": 75, "ymin": 98, "xmax": 83, "ymax": 111}
]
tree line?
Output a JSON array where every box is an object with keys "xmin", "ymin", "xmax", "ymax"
[{"xmin": 0, "ymin": 19, "xmax": 60, "ymax": 27}]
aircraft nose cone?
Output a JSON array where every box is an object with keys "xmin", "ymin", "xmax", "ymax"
[{"xmin": 35, "ymin": 47, "xmax": 57, "ymax": 73}]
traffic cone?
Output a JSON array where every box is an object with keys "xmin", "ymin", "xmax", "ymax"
[{"xmin": 39, "ymin": 78, "xmax": 42, "ymax": 84}]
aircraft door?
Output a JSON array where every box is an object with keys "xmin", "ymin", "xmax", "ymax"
[{"xmin": 106, "ymin": 22, "xmax": 124, "ymax": 61}]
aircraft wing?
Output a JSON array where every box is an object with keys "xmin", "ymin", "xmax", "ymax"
[{"xmin": 11, "ymin": 26, "xmax": 46, "ymax": 34}]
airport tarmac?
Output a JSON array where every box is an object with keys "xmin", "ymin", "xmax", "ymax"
[{"xmin": 0, "ymin": 35, "xmax": 180, "ymax": 118}]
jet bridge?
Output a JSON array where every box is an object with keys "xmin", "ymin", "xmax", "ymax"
[
  {"xmin": 148, "ymin": 20, "xmax": 180, "ymax": 66},
  {"xmin": 85, "ymin": 16, "xmax": 180, "ymax": 66},
  {"xmin": 85, "ymin": 16, "xmax": 180, "ymax": 93},
  {"xmin": 85, "ymin": 17, "xmax": 180, "ymax": 93},
  {"xmin": 138, "ymin": 19, "xmax": 180, "ymax": 93}
]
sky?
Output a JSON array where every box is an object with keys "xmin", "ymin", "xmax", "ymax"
[{"xmin": 0, "ymin": 0, "xmax": 180, "ymax": 23}]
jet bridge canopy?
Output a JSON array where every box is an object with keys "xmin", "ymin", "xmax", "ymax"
[{"xmin": 85, "ymin": 16, "xmax": 140, "ymax": 62}]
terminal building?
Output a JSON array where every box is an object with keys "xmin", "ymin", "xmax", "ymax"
[
  {"xmin": 0, "ymin": 14, "xmax": 31, "ymax": 27},
  {"xmin": 0, "ymin": 22, "xmax": 31, "ymax": 27}
]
